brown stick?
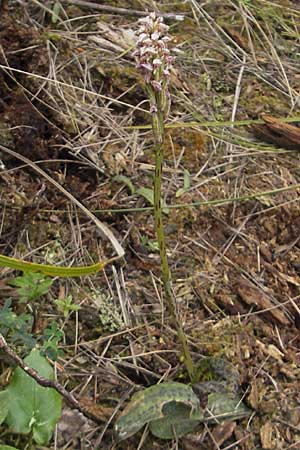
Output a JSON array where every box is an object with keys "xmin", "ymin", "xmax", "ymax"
[
  {"xmin": 60, "ymin": 0, "xmax": 184, "ymax": 20},
  {"xmin": 0, "ymin": 334, "xmax": 104, "ymax": 424}
]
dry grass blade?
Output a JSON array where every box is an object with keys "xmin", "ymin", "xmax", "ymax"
[{"xmin": 60, "ymin": 0, "xmax": 184, "ymax": 19}]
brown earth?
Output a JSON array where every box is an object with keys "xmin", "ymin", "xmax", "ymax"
[{"xmin": 1, "ymin": 1, "xmax": 300, "ymax": 449}]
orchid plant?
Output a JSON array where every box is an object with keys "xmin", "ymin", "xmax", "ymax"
[
  {"xmin": 134, "ymin": 13, "xmax": 194, "ymax": 379},
  {"xmin": 114, "ymin": 13, "xmax": 251, "ymax": 442}
]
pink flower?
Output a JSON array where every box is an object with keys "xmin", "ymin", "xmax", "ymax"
[
  {"xmin": 151, "ymin": 31, "xmax": 161, "ymax": 41},
  {"xmin": 134, "ymin": 12, "xmax": 175, "ymax": 112},
  {"xmin": 150, "ymin": 104, "xmax": 158, "ymax": 113},
  {"xmin": 151, "ymin": 80, "xmax": 162, "ymax": 91},
  {"xmin": 139, "ymin": 62, "xmax": 153, "ymax": 72},
  {"xmin": 153, "ymin": 58, "xmax": 162, "ymax": 67}
]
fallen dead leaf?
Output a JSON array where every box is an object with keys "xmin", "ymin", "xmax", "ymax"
[
  {"xmin": 260, "ymin": 422, "xmax": 275, "ymax": 449},
  {"xmin": 223, "ymin": 26, "xmax": 249, "ymax": 51},
  {"xmin": 236, "ymin": 277, "xmax": 290, "ymax": 326},
  {"xmin": 212, "ymin": 420, "xmax": 236, "ymax": 446},
  {"xmin": 248, "ymin": 378, "xmax": 259, "ymax": 410},
  {"xmin": 79, "ymin": 396, "xmax": 115, "ymax": 422},
  {"xmin": 256, "ymin": 340, "xmax": 284, "ymax": 363},
  {"xmin": 57, "ymin": 408, "xmax": 90, "ymax": 447}
]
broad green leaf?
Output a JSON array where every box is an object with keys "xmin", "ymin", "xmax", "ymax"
[
  {"xmin": 0, "ymin": 391, "xmax": 9, "ymax": 425},
  {"xmin": 201, "ymin": 392, "xmax": 251, "ymax": 423},
  {"xmin": 6, "ymin": 348, "xmax": 62, "ymax": 445},
  {"xmin": 136, "ymin": 187, "xmax": 169, "ymax": 214},
  {"xmin": 114, "ymin": 380, "xmax": 251, "ymax": 441},
  {"xmin": 114, "ymin": 382, "xmax": 200, "ymax": 441},
  {"xmin": 149, "ymin": 400, "xmax": 199, "ymax": 439},
  {"xmin": 150, "ymin": 392, "xmax": 250, "ymax": 439}
]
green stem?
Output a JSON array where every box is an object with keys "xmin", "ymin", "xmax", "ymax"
[{"xmin": 152, "ymin": 92, "xmax": 194, "ymax": 380}]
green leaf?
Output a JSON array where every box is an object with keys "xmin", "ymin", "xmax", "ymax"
[
  {"xmin": 149, "ymin": 400, "xmax": 199, "ymax": 439},
  {"xmin": 55, "ymin": 295, "xmax": 80, "ymax": 318},
  {"xmin": 136, "ymin": 187, "xmax": 169, "ymax": 214},
  {"xmin": 114, "ymin": 382, "xmax": 200, "ymax": 441},
  {"xmin": 0, "ymin": 299, "xmax": 35, "ymax": 352},
  {"xmin": 0, "ymin": 391, "xmax": 9, "ymax": 425},
  {"xmin": 150, "ymin": 392, "xmax": 251, "ymax": 439},
  {"xmin": 40, "ymin": 322, "xmax": 64, "ymax": 361},
  {"xmin": 113, "ymin": 175, "xmax": 135, "ymax": 195},
  {"xmin": 176, "ymin": 169, "xmax": 191, "ymax": 197},
  {"xmin": 0, "ymin": 446, "xmax": 20, "ymax": 450},
  {"xmin": 5, "ymin": 348, "xmax": 62, "ymax": 445},
  {"xmin": 201, "ymin": 392, "xmax": 251, "ymax": 423},
  {"xmin": 51, "ymin": 2, "xmax": 61, "ymax": 24},
  {"xmin": 140, "ymin": 235, "xmax": 159, "ymax": 252},
  {"xmin": 9, "ymin": 272, "xmax": 53, "ymax": 303},
  {"xmin": 114, "ymin": 379, "xmax": 251, "ymax": 441}
]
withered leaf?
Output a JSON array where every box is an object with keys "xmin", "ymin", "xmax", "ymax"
[
  {"xmin": 212, "ymin": 420, "xmax": 236, "ymax": 446},
  {"xmin": 79, "ymin": 396, "xmax": 114, "ymax": 422},
  {"xmin": 223, "ymin": 26, "xmax": 249, "ymax": 52},
  {"xmin": 260, "ymin": 422, "xmax": 274, "ymax": 449},
  {"xmin": 251, "ymin": 114, "xmax": 300, "ymax": 150},
  {"xmin": 236, "ymin": 277, "xmax": 290, "ymax": 326}
]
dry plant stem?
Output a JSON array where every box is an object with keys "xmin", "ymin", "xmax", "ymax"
[
  {"xmin": 60, "ymin": 0, "xmax": 183, "ymax": 19},
  {"xmin": 0, "ymin": 334, "xmax": 103, "ymax": 425},
  {"xmin": 152, "ymin": 95, "xmax": 194, "ymax": 380}
]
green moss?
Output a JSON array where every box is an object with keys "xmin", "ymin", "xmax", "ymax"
[
  {"xmin": 91, "ymin": 289, "xmax": 124, "ymax": 332},
  {"xmin": 0, "ymin": 121, "xmax": 13, "ymax": 147}
]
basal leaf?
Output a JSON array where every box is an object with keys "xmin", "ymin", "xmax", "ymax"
[
  {"xmin": 149, "ymin": 400, "xmax": 199, "ymax": 439},
  {"xmin": 114, "ymin": 382, "xmax": 200, "ymax": 441},
  {"xmin": 150, "ymin": 392, "xmax": 251, "ymax": 439},
  {"xmin": 114, "ymin": 380, "xmax": 251, "ymax": 441},
  {"xmin": 6, "ymin": 348, "xmax": 62, "ymax": 445},
  {"xmin": 203, "ymin": 392, "xmax": 251, "ymax": 423}
]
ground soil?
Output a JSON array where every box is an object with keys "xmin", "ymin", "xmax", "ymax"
[{"xmin": 1, "ymin": 1, "xmax": 300, "ymax": 449}]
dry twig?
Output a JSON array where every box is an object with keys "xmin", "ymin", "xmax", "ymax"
[{"xmin": 0, "ymin": 334, "xmax": 104, "ymax": 424}]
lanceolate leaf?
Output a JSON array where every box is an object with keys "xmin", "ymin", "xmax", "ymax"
[
  {"xmin": 0, "ymin": 446, "xmax": 20, "ymax": 450},
  {"xmin": 176, "ymin": 169, "xmax": 191, "ymax": 197},
  {"xmin": 51, "ymin": 2, "xmax": 61, "ymax": 24},
  {"xmin": 6, "ymin": 349, "xmax": 62, "ymax": 445},
  {"xmin": 0, "ymin": 445, "xmax": 18, "ymax": 450},
  {"xmin": 0, "ymin": 254, "xmax": 115, "ymax": 278}
]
